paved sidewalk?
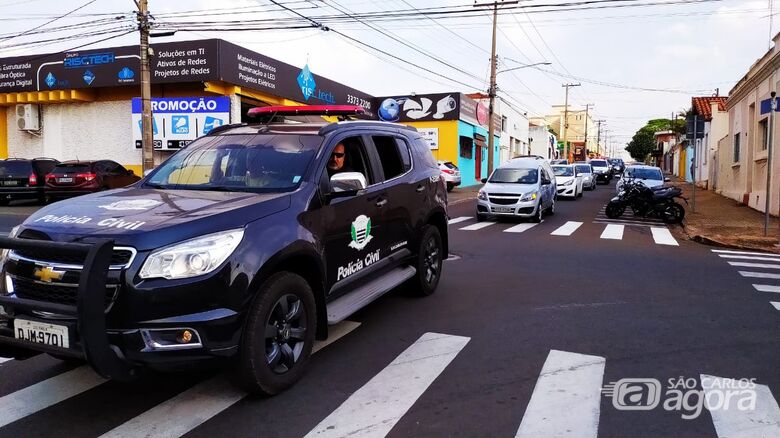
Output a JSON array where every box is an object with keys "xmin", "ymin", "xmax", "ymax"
[
  {"xmin": 447, "ymin": 185, "xmax": 481, "ymax": 206},
  {"xmin": 668, "ymin": 179, "xmax": 780, "ymax": 253}
]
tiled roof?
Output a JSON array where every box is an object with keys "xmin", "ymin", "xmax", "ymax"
[{"xmin": 692, "ymin": 96, "xmax": 727, "ymax": 121}]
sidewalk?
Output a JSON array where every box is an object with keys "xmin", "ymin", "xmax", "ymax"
[
  {"xmin": 447, "ymin": 185, "xmax": 481, "ymax": 206},
  {"xmin": 668, "ymin": 178, "xmax": 780, "ymax": 253}
]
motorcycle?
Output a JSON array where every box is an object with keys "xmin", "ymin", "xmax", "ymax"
[{"xmin": 605, "ymin": 178, "xmax": 687, "ymax": 224}]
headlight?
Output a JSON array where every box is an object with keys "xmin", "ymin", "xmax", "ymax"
[
  {"xmin": 478, "ymin": 190, "xmax": 487, "ymax": 201},
  {"xmin": 0, "ymin": 226, "xmax": 21, "ymax": 265},
  {"xmin": 520, "ymin": 191, "xmax": 538, "ymax": 202},
  {"xmin": 139, "ymin": 229, "xmax": 245, "ymax": 280},
  {"xmin": 562, "ymin": 180, "xmax": 574, "ymax": 186}
]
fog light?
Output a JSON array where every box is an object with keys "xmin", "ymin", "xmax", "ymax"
[
  {"xmin": 4, "ymin": 275, "xmax": 13, "ymax": 295},
  {"xmin": 178, "ymin": 330, "xmax": 193, "ymax": 344}
]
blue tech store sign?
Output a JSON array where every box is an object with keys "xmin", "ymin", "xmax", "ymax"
[{"xmin": 296, "ymin": 64, "xmax": 335, "ymax": 104}]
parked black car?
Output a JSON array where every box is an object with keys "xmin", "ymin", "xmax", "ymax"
[
  {"xmin": 0, "ymin": 158, "xmax": 59, "ymax": 205},
  {"xmin": 45, "ymin": 160, "xmax": 141, "ymax": 201},
  {"xmin": 0, "ymin": 105, "xmax": 449, "ymax": 395}
]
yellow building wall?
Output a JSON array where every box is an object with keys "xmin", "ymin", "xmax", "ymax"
[
  {"xmin": 404, "ymin": 120, "xmax": 459, "ymax": 163},
  {"xmin": 0, "ymin": 107, "xmax": 6, "ymax": 159}
]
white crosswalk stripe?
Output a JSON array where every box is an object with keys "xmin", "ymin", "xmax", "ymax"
[
  {"xmin": 0, "ymin": 366, "xmax": 106, "ymax": 428},
  {"xmin": 101, "ymin": 320, "xmax": 361, "ymax": 438},
  {"xmin": 0, "ymin": 357, "xmax": 12, "ymax": 365},
  {"xmin": 600, "ymin": 224, "xmax": 624, "ymax": 240},
  {"xmin": 304, "ymin": 332, "xmax": 470, "ymax": 438},
  {"xmin": 459, "ymin": 222, "xmax": 496, "ymax": 231},
  {"xmin": 504, "ymin": 223, "xmax": 538, "ymax": 233},
  {"xmin": 719, "ymin": 254, "xmax": 780, "ymax": 262},
  {"xmin": 713, "ymin": 249, "xmax": 780, "ymax": 258},
  {"xmin": 754, "ymin": 285, "xmax": 780, "ymax": 293},
  {"xmin": 651, "ymin": 227, "xmax": 679, "ymax": 246},
  {"xmin": 702, "ymin": 375, "xmax": 780, "ymax": 438},
  {"xmin": 447, "ymin": 216, "xmax": 472, "ymax": 225},
  {"xmin": 728, "ymin": 262, "xmax": 780, "ymax": 269},
  {"xmin": 551, "ymin": 221, "xmax": 582, "ymax": 236},
  {"xmin": 771, "ymin": 302, "xmax": 780, "ymax": 311},
  {"xmin": 740, "ymin": 271, "xmax": 780, "ymax": 280},
  {"xmin": 515, "ymin": 350, "xmax": 605, "ymax": 438}
]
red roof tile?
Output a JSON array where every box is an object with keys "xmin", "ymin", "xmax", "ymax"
[{"xmin": 692, "ymin": 96, "xmax": 727, "ymax": 121}]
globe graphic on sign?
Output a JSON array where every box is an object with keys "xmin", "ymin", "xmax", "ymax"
[{"xmin": 378, "ymin": 98, "xmax": 400, "ymax": 122}]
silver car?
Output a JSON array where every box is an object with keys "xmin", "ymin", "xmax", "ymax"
[
  {"xmin": 476, "ymin": 158, "xmax": 556, "ymax": 223},
  {"xmin": 574, "ymin": 162, "xmax": 597, "ymax": 191},
  {"xmin": 438, "ymin": 161, "xmax": 461, "ymax": 192},
  {"xmin": 616, "ymin": 165, "xmax": 669, "ymax": 193}
]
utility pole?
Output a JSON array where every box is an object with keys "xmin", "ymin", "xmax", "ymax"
[
  {"xmin": 596, "ymin": 119, "xmax": 605, "ymax": 156},
  {"xmin": 475, "ymin": 0, "xmax": 519, "ymax": 176},
  {"xmin": 561, "ymin": 83, "xmax": 581, "ymax": 161},
  {"xmin": 583, "ymin": 103, "xmax": 593, "ymax": 156},
  {"xmin": 137, "ymin": 0, "xmax": 154, "ymax": 173}
]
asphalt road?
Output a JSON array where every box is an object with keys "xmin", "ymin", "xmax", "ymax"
[{"xmin": 2, "ymin": 182, "xmax": 780, "ymax": 437}]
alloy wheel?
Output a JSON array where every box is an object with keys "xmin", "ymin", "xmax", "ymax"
[
  {"xmin": 423, "ymin": 235, "xmax": 441, "ymax": 286},
  {"xmin": 265, "ymin": 294, "xmax": 307, "ymax": 374}
]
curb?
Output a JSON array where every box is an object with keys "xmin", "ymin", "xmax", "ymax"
[{"xmin": 682, "ymin": 227, "xmax": 780, "ymax": 254}]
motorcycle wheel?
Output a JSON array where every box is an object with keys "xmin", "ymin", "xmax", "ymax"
[
  {"xmin": 662, "ymin": 203, "xmax": 685, "ymax": 224},
  {"xmin": 605, "ymin": 203, "xmax": 625, "ymax": 218}
]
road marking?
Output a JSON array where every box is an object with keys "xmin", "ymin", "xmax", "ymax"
[
  {"xmin": 0, "ymin": 366, "xmax": 106, "ymax": 428},
  {"xmin": 515, "ymin": 350, "xmax": 605, "ymax": 438},
  {"xmin": 595, "ymin": 215, "xmax": 664, "ymax": 224},
  {"xmin": 459, "ymin": 222, "xmax": 496, "ymax": 231},
  {"xmin": 504, "ymin": 223, "xmax": 538, "ymax": 233},
  {"xmin": 713, "ymin": 249, "xmax": 780, "ymax": 258},
  {"xmin": 754, "ymin": 285, "xmax": 780, "ymax": 293},
  {"xmin": 101, "ymin": 320, "xmax": 361, "ymax": 438},
  {"xmin": 728, "ymin": 262, "xmax": 780, "ymax": 269},
  {"xmin": 0, "ymin": 357, "xmax": 12, "ymax": 364},
  {"xmin": 551, "ymin": 221, "xmax": 582, "ymax": 236},
  {"xmin": 719, "ymin": 255, "xmax": 780, "ymax": 262},
  {"xmin": 771, "ymin": 302, "xmax": 780, "ymax": 311},
  {"xmin": 651, "ymin": 227, "xmax": 678, "ymax": 246},
  {"xmin": 702, "ymin": 374, "xmax": 780, "ymax": 438},
  {"xmin": 304, "ymin": 332, "xmax": 470, "ymax": 438},
  {"xmin": 600, "ymin": 224, "xmax": 624, "ymax": 240},
  {"xmin": 740, "ymin": 271, "xmax": 780, "ymax": 280},
  {"xmin": 447, "ymin": 216, "xmax": 472, "ymax": 225},
  {"xmin": 593, "ymin": 220, "xmax": 658, "ymax": 228}
]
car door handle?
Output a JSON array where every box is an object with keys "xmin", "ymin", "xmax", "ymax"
[
  {"xmin": 416, "ymin": 185, "xmax": 425, "ymax": 193},
  {"xmin": 376, "ymin": 199, "xmax": 388, "ymax": 208}
]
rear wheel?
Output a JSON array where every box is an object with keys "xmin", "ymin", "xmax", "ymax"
[
  {"xmin": 233, "ymin": 272, "xmax": 316, "ymax": 395},
  {"xmin": 446, "ymin": 183, "xmax": 454, "ymax": 192},
  {"xmin": 410, "ymin": 225, "xmax": 443, "ymax": 296},
  {"xmin": 662, "ymin": 203, "xmax": 685, "ymax": 224}
]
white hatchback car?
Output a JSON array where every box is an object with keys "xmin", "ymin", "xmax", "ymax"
[
  {"xmin": 616, "ymin": 165, "xmax": 669, "ymax": 193},
  {"xmin": 552, "ymin": 165, "xmax": 583, "ymax": 198}
]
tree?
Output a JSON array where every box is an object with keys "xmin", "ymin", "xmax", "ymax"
[{"xmin": 625, "ymin": 117, "xmax": 685, "ymax": 162}]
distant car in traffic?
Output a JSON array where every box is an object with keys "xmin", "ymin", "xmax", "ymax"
[
  {"xmin": 573, "ymin": 162, "xmax": 597, "ymax": 191},
  {"xmin": 609, "ymin": 158, "xmax": 625, "ymax": 174},
  {"xmin": 0, "ymin": 157, "xmax": 59, "ymax": 205},
  {"xmin": 477, "ymin": 157, "xmax": 556, "ymax": 223},
  {"xmin": 616, "ymin": 165, "xmax": 669, "ymax": 193},
  {"xmin": 552, "ymin": 164, "xmax": 583, "ymax": 199},
  {"xmin": 45, "ymin": 160, "xmax": 141, "ymax": 200},
  {"xmin": 588, "ymin": 159, "xmax": 613, "ymax": 184},
  {"xmin": 550, "ymin": 159, "xmax": 569, "ymax": 165},
  {"xmin": 438, "ymin": 160, "xmax": 461, "ymax": 192}
]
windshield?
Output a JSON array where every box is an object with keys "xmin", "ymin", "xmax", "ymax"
[
  {"xmin": 590, "ymin": 160, "xmax": 608, "ymax": 167},
  {"xmin": 552, "ymin": 166, "xmax": 574, "ymax": 177},
  {"xmin": 489, "ymin": 168, "xmax": 538, "ymax": 184},
  {"xmin": 575, "ymin": 165, "xmax": 591, "ymax": 173},
  {"xmin": 0, "ymin": 161, "xmax": 32, "ymax": 176},
  {"xmin": 146, "ymin": 133, "xmax": 322, "ymax": 192},
  {"xmin": 625, "ymin": 167, "xmax": 663, "ymax": 180}
]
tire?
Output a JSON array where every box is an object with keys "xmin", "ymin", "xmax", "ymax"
[
  {"xmin": 662, "ymin": 203, "xmax": 685, "ymax": 224},
  {"xmin": 0, "ymin": 199, "xmax": 8, "ymax": 207},
  {"xmin": 531, "ymin": 202, "xmax": 543, "ymax": 223},
  {"xmin": 446, "ymin": 183, "xmax": 454, "ymax": 192},
  {"xmin": 605, "ymin": 203, "xmax": 625, "ymax": 219},
  {"xmin": 233, "ymin": 272, "xmax": 316, "ymax": 395},
  {"xmin": 410, "ymin": 225, "xmax": 443, "ymax": 296},
  {"xmin": 591, "ymin": 182, "xmax": 597, "ymax": 191},
  {"xmin": 577, "ymin": 187, "xmax": 583, "ymax": 198},
  {"xmin": 476, "ymin": 212, "xmax": 487, "ymax": 222},
  {"xmin": 547, "ymin": 198, "xmax": 555, "ymax": 216}
]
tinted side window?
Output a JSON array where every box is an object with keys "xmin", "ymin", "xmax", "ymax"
[
  {"xmin": 372, "ymin": 136, "xmax": 406, "ymax": 180},
  {"xmin": 395, "ymin": 138, "xmax": 412, "ymax": 172},
  {"xmin": 414, "ymin": 136, "xmax": 439, "ymax": 168}
]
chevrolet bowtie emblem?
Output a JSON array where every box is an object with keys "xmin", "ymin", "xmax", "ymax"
[{"xmin": 33, "ymin": 266, "xmax": 64, "ymax": 283}]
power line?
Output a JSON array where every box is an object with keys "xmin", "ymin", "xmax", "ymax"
[{"xmin": 0, "ymin": 0, "xmax": 97, "ymax": 43}]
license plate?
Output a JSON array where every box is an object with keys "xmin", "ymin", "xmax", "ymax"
[
  {"xmin": 492, "ymin": 206, "xmax": 513, "ymax": 213},
  {"xmin": 14, "ymin": 319, "xmax": 70, "ymax": 348},
  {"xmin": 1, "ymin": 181, "xmax": 17, "ymax": 186},
  {"xmin": 57, "ymin": 177, "xmax": 73, "ymax": 183}
]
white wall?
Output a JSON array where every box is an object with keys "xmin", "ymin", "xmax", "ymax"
[
  {"xmin": 497, "ymin": 99, "xmax": 529, "ymax": 163},
  {"xmin": 529, "ymin": 125, "xmax": 556, "ymax": 159},
  {"xmin": 7, "ymin": 100, "xmax": 139, "ymax": 166}
]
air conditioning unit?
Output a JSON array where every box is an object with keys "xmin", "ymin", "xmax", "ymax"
[{"xmin": 16, "ymin": 104, "xmax": 39, "ymax": 131}]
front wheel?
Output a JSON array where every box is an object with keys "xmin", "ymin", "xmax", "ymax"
[
  {"xmin": 531, "ymin": 202, "xmax": 543, "ymax": 223},
  {"xmin": 234, "ymin": 272, "xmax": 316, "ymax": 395},
  {"xmin": 605, "ymin": 202, "xmax": 625, "ymax": 218},
  {"xmin": 410, "ymin": 225, "xmax": 443, "ymax": 296}
]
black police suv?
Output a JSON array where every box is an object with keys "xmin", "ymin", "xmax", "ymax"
[{"xmin": 0, "ymin": 105, "xmax": 449, "ymax": 395}]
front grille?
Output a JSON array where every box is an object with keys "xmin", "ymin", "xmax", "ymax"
[
  {"xmin": 13, "ymin": 248, "xmax": 134, "ymax": 267},
  {"xmin": 489, "ymin": 197, "xmax": 519, "ymax": 205},
  {"xmin": 12, "ymin": 276, "xmax": 117, "ymax": 309}
]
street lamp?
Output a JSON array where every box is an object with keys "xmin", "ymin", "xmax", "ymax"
[{"xmin": 497, "ymin": 61, "xmax": 551, "ymax": 75}]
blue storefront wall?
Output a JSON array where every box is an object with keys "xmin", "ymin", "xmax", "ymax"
[{"xmin": 455, "ymin": 120, "xmax": 501, "ymax": 187}]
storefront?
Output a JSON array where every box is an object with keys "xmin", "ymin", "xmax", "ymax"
[
  {"xmin": 0, "ymin": 39, "xmax": 374, "ymax": 175},
  {"xmin": 374, "ymin": 92, "xmax": 501, "ymax": 186}
]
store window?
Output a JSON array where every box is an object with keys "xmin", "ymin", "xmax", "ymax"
[
  {"xmin": 759, "ymin": 119, "xmax": 768, "ymax": 151},
  {"xmin": 459, "ymin": 136, "xmax": 473, "ymax": 159}
]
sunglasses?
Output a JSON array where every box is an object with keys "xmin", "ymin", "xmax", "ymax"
[{"xmin": 331, "ymin": 152, "xmax": 345, "ymax": 158}]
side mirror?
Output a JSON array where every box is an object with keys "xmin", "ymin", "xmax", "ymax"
[
  {"xmin": 664, "ymin": 177, "xmax": 671, "ymax": 182},
  {"xmin": 128, "ymin": 169, "xmax": 135, "ymax": 175},
  {"xmin": 329, "ymin": 172, "xmax": 367, "ymax": 197},
  {"xmin": 481, "ymin": 178, "xmax": 487, "ymax": 184}
]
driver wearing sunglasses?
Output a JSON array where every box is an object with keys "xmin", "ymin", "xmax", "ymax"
[{"xmin": 327, "ymin": 143, "xmax": 354, "ymax": 177}]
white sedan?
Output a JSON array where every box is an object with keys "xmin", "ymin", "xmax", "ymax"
[
  {"xmin": 616, "ymin": 165, "xmax": 669, "ymax": 193},
  {"xmin": 552, "ymin": 165, "xmax": 583, "ymax": 199}
]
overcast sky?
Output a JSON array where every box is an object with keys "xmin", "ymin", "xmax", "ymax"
[{"xmin": 0, "ymin": 0, "xmax": 774, "ymax": 153}]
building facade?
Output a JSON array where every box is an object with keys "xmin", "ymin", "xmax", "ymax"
[
  {"xmin": 528, "ymin": 121, "xmax": 558, "ymax": 160},
  {"xmin": 690, "ymin": 96, "xmax": 728, "ymax": 190}
]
